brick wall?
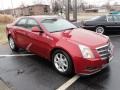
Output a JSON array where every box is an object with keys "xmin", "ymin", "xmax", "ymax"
[{"xmin": 0, "ymin": 4, "xmax": 50, "ymax": 17}]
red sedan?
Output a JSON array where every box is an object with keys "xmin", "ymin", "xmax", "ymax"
[{"xmin": 6, "ymin": 16, "xmax": 113, "ymax": 75}]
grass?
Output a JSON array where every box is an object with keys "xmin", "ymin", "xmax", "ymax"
[
  {"xmin": 0, "ymin": 14, "xmax": 14, "ymax": 44},
  {"xmin": 0, "ymin": 24, "xmax": 7, "ymax": 44},
  {"xmin": 0, "ymin": 14, "xmax": 14, "ymax": 23}
]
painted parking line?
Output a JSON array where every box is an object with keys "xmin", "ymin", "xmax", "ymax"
[
  {"xmin": 56, "ymin": 75, "xmax": 80, "ymax": 90},
  {"xmin": 0, "ymin": 54, "xmax": 34, "ymax": 57}
]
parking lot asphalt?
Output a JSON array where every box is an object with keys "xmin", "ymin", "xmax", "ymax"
[
  {"xmin": 0, "ymin": 44, "xmax": 72, "ymax": 90},
  {"xmin": 0, "ymin": 34, "xmax": 120, "ymax": 90}
]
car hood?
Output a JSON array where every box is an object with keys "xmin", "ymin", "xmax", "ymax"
[{"xmin": 51, "ymin": 28, "xmax": 109, "ymax": 48}]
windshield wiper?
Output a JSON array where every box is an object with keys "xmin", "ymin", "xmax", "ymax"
[
  {"xmin": 50, "ymin": 30, "xmax": 62, "ymax": 33},
  {"xmin": 64, "ymin": 28, "xmax": 76, "ymax": 30}
]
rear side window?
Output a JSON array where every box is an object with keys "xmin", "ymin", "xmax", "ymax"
[
  {"xmin": 107, "ymin": 15, "xmax": 114, "ymax": 22},
  {"xmin": 113, "ymin": 15, "xmax": 120, "ymax": 22}
]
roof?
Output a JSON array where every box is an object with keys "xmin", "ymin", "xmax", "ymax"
[
  {"xmin": 0, "ymin": 4, "xmax": 50, "ymax": 11},
  {"xmin": 22, "ymin": 15, "xmax": 62, "ymax": 20}
]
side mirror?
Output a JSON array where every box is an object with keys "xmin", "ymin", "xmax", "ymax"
[{"xmin": 32, "ymin": 26, "xmax": 43, "ymax": 33}]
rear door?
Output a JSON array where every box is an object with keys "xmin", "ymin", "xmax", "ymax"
[
  {"xmin": 106, "ymin": 15, "xmax": 116, "ymax": 30},
  {"xmin": 14, "ymin": 18, "xmax": 30, "ymax": 49},
  {"xmin": 112, "ymin": 15, "xmax": 120, "ymax": 30}
]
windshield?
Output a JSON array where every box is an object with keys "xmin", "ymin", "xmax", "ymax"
[
  {"xmin": 40, "ymin": 18, "xmax": 77, "ymax": 32},
  {"xmin": 89, "ymin": 16, "xmax": 101, "ymax": 20}
]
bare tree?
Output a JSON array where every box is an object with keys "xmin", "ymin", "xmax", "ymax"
[
  {"xmin": 103, "ymin": 1, "xmax": 111, "ymax": 11},
  {"xmin": 52, "ymin": 1, "xmax": 60, "ymax": 14},
  {"xmin": 19, "ymin": 2, "xmax": 26, "ymax": 16}
]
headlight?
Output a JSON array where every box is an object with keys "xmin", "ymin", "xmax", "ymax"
[{"xmin": 79, "ymin": 44, "xmax": 94, "ymax": 59}]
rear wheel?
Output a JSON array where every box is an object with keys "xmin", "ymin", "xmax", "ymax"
[
  {"xmin": 52, "ymin": 50, "xmax": 74, "ymax": 75},
  {"xmin": 8, "ymin": 36, "xmax": 19, "ymax": 51},
  {"xmin": 95, "ymin": 26, "xmax": 105, "ymax": 34}
]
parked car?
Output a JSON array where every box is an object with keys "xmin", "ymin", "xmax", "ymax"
[
  {"xmin": 81, "ymin": 15, "xmax": 120, "ymax": 34},
  {"xmin": 110, "ymin": 11, "xmax": 120, "ymax": 15},
  {"xmin": 6, "ymin": 16, "xmax": 113, "ymax": 75}
]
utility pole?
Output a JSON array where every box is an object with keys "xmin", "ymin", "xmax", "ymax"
[
  {"xmin": 1, "ymin": 0, "xmax": 4, "ymax": 14},
  {"xmin": 65, "ymin": 0, "xmax": 77, "ymax": 21},
  {"xmin": 11, "ymin": 0, "xmax": 15, "ymax": 16},
  {"xmin": 65, "ymin": 0, "xmax": 71, "ymax": 20},
  {"xmin": 73, "ymin": 0, "xmax": 77, "ymax": 21}
]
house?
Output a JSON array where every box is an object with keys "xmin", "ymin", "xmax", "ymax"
[
  {"xmin": 84, "ymin": 8, "xmax": 98, "ymax": 13},
  {"xmin": 110, "ymin": 5, "xmax": 120, "ymax": 11},
  {"xmin": 98, "ymin": 7, "xmax": 109, "ymax": 13},
  {"xmin": 0, "ymin": 4, "xmax": 50, "ymax": 17}
]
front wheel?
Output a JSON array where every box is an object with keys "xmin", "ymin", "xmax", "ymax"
[
  {"xmin": 52, "ymin": 50, "xmax": 74, "ymax": 75},
  {"xmin": 95, "ymin": 26, "xmax": 105, "ymax": 34}
]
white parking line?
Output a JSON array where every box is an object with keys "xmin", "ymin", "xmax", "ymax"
[
  {"xmin": 109, "ymin": 35, "xmax": 120, "ymax": 38},
  {"xmin": 56, "ymin": 75, "xmax": 80, "ymax": 90},
  {"xmin": 0, "ymin": 54, "xmax": 34, "ymax": 57}
]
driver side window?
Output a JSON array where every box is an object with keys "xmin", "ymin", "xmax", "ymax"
[
  {"xmin": 16, "ymin": 18, "xmax": 27, "ymax": 28},
  {"xmin": 26, "ymin": 19, "xmax": 39, "ymax": 30}
]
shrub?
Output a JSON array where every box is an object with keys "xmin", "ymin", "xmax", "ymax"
[{"xmin": 0, "ymin": 14, "xmax": 14, "ymax": 23}]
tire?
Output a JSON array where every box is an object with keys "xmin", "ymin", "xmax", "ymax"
[
  {"xmin": 52, "ymin": 50, "xmax": 74, "ymax": 75},
  {"xmin": 8, "ymin": 36, "xmax": 19, "ymax": 51},
  {"xmin": 95, "ymin": 26, "xmax": 105, "ymax": 34}
]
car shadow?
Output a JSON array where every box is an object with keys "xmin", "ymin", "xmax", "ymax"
[
  {"xmin": 76, "ymin": 66, "xmax": 111, "ymax": 90},
  {"xmin": 106, "ymin": 31, "xmax": 120, "ymax": 36}
]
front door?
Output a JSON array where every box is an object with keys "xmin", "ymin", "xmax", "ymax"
[{"xmin": 25, "ymin": 18, "xmax": 53, "ymax": 59}]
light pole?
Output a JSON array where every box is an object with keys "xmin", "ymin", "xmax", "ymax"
[
  {"xmin": 65, "ymin": 0, "xmax": 77, "ymax": 21},
  {"xmin": 11, "ymin": 0, "xmax": 15, "ymax": 16},
  {"xmin": 73, "ymin": 0, "xmax": 77, "ymax": 21},
  {"xmin": 65, "ymin": 0, "xmax": 71, "ymax": 20},
  {"xmin": 1, "ymin": 0, "xmax": 4, "ymax": 14}
]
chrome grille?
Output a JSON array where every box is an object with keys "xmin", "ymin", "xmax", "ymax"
[{"xmin": 96, "ymin": 43, "xmax": 113, "ymax": 60}]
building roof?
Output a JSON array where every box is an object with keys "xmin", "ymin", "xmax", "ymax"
[
  {"xmin": 20, "ymin": 15, "xmax": 62, "ymax": 20},
  {"xmin": 0, "ymin": 4, "xmax": 50, "ymax": 11}
]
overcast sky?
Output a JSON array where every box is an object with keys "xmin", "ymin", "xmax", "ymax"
[{"xmin": 0, "ymin": 0, "xmax": 120, "ymax": 10}]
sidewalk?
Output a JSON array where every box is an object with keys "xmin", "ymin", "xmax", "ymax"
[{"xmin": 0, "ymin": 80, "xmax": 11, "ymax": 90}]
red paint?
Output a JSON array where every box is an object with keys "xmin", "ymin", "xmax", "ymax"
[{"xmin": 6, "ymin": 16, "xmax": 113, "ymax": 75}]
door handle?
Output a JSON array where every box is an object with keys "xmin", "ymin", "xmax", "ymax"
[{"xmin": 115, "ymin": 22, "xmax": 118, "ymax": 24}]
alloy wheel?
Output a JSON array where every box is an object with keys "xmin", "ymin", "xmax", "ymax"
[
  {"xmin": 96, "ymin": 26, "xmax": 104, "ymax": 34},
  {"xmin": 54, "ymin": 53, "xmax": 69, "ymax": 73}
]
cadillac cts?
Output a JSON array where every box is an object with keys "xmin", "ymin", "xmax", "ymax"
[{"xmin": 6, "ymin": 16, "xmax": 113, "ymax": 75}]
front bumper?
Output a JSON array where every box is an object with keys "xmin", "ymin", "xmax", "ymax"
[
  {"xmin": 75, "ymin": 42, "xmax": 113, "ymax": 75},
  {"xmin": 74, "ymin": 56, "xmax": 113, "ymax": 75}
]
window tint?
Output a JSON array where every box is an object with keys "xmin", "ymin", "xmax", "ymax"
[
  {"xmin": 113, "ymin": 15, "xmax": 120, "ymax": 22},
  {"xmin": 27, "ymin": 19, "xmax": 39, "ymax": 29},
  {"xmin": 16, "ymin": 18, "xmax": 27, "ymax": 27},
  {"xmin": 41, "ymin": 18, "xmax": 77, "ymax": 32},
  {"xmin": 99, "ymin": 16, "xmax": 106, "ymax": 21},
  {"xmin": 107, "ymin": 15, "xmax": 114, "ymax": 22},
  {"xmin": 89, "ymin": 16, "xmax": 101, "ymax": 20}
]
